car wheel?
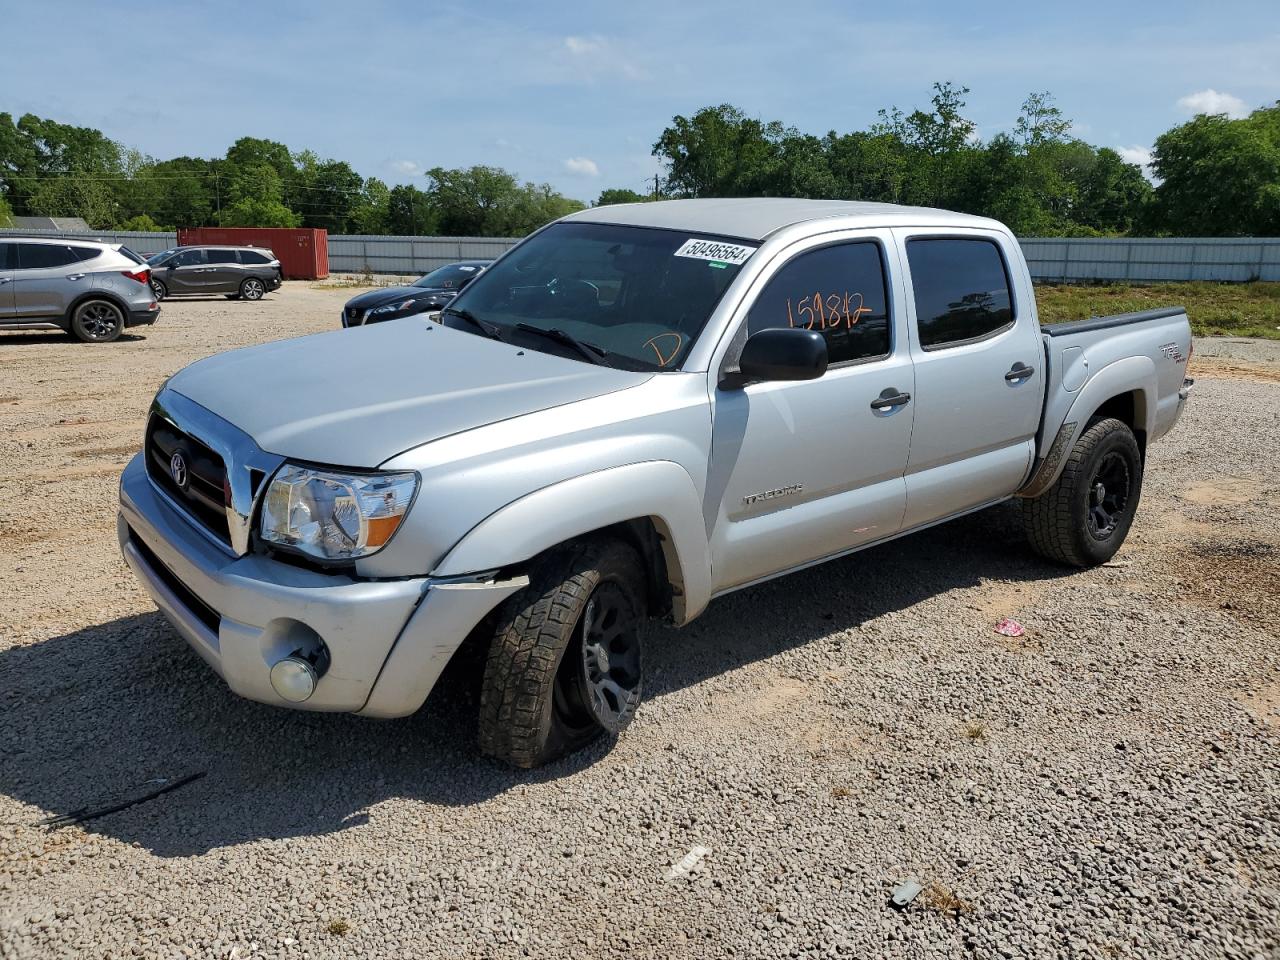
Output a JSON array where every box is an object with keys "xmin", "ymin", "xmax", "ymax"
[
  {"xmin": 239, "ymin": 278, "xmax": 266, "ymax": 301},
  {"xmin": 1022, "ymin": 417, "xmax": 1143, "ymax": 567},
  {"xmin": 69, "ymin": 299, "xmax": 125, "ymax": 343},
  {"xmin": 478, "ymin": 537, "xmax": 647, "ymax": 768},
  {"xmin": 150, "ymin": 279, "xmax": 167, "ymax": 301}
]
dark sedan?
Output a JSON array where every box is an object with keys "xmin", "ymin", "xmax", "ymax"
[{"xmin": 341, "ymin": 260, "xmax": 490, "ymax": 328}]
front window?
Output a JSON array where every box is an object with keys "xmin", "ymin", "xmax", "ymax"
[
  {"xmin": 445, "ymin": 222, "xmax": 755, "ymax": 371},
  {"xmin": 147, "ymin": 249, "xmax": 178, "ymax": 266},
  {"xmin": 413, "ymin": 263, "xmax": 484, "ymax": 290}
]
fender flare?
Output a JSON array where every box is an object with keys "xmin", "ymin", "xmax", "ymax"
[
  {"xmin": 1022, "ymin": 354, "xmax": 1156, "ymax": 497},
  {"xmin": 432, "ymin": 460, "xmax": 713, "ymax": 624}
]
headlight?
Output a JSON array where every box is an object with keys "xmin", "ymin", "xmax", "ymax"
[
  {"xmin": 370, "ymin": 299, "xmax": 416, "ymax": 315},
  {"xmin": 259, "ymin": 465, "xmax": 418, "ymax": 562}
]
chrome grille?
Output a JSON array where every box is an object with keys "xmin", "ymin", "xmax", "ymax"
[{"xmin": 145, "ymin": 415, "xmax": 231, "ymax": 546}]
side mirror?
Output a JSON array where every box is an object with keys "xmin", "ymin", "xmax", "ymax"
[{"xmin": 720, "ymin": 328, "xmax": 828, "ymax": 389}]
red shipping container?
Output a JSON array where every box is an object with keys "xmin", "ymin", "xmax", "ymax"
[{"xmin": 175, "ymin": 227, "xmax": 329, "ymax": 280}]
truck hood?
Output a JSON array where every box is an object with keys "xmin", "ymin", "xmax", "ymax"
[{"xmin": 166, "ymin": 320, "xmax": 652, "ymax": 467}]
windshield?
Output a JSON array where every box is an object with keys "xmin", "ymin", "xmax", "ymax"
[
  {"xmin": 412, "ymin": 263, "xmax": 484, "ymax": 289},
  {"xmin": 443, "ymin": 222, "xmax": 755, "ymax": 370}
]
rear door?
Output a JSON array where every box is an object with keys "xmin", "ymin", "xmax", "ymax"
[
  {"xmin": 204, "ymin": 248, "xmax": 242, "ymax": 292},
  {"xmin": 0, "ymin": 242, "xmax": 15, "ymax": 319},
  {"xmin": 895, "ymin": 230, "xmax": 1045, "ymax": 528},
  {"xmin": 12, "ymin": 242, "xmax": 97, "ymax": 319}
]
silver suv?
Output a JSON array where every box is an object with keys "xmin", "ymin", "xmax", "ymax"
[
  {"xmin": 0, "ymin": 237, "xmax": 160, "ymax": 343},
  {"xmin": 146, "ymin": 246, "xmax": 283, "ymax": 302}
]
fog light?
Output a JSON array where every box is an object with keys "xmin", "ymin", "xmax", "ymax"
[{"xmin": 270, "ymin": 656, "xmax": 319, "ymax": 703}]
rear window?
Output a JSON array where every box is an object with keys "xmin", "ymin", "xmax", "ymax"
[
  {"xmin": 118, "ymin": 246, "xmax": 145, "ymax": 265},
  {"xmin": 206, "ymin": 249, "xmax": 240, "ymax": 264},
  {"xmin": 905, "ymin": 238, "xmax": 1014, "ymax": 349},
  {"xmin": 16, "ymin": 243, "xmax": 83, "ymax": 269}
]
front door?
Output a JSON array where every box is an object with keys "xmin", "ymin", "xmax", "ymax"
[
  {"xmin": 895, "ymin": 230, "xmax": 1045, "ymax": 528},
  {"xmin": 164, "ymin": 248, "xmax": 207, "ymax": 293},
  {"xmin": 708, "ymin": 232, "xmax": 915, "ymax": 592},
  {"xmin": 0, "ymin": 243, "xmax": 14, "ymax": 319}
]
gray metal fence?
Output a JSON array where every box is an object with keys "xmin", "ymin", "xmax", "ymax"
[
  {"xmin": 1020, "ymin": 237, "xmax": 1280, "ymax": 283},
  {"xmin": 326, "ymin": 235, "xmax": 519, "ymax": 275},
  {"xmin": 3, "ymin": 228, "xmax": 1279, "ymax": 283}
]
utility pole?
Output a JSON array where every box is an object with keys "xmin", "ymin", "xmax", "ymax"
[{"xmin": 653, "ymin": 174, "xmax": 660, "ymax": 199}]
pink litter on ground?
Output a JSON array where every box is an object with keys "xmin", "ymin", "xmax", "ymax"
[{"xmin": 994, "ymin": 618, "xmax": 1026, "ymax": 638}]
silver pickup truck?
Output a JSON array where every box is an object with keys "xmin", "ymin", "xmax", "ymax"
[{"xmin": 118, "ymin": 199, "xmax": 1193, "ymax": 767}]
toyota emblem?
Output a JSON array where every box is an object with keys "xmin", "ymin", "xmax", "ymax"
[{"xmin": 170, "ymin": 451, "xmax": 189, "ymax": 489}]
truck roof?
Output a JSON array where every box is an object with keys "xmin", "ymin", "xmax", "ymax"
[{"xmin": 566, "ymin": 197, "xmax": 1003, "ymax": 242}]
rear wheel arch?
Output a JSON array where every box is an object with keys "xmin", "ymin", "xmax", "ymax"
[{"xmin": 1089, "ymin": 389, "xmax": 1149, "ymax": 458}]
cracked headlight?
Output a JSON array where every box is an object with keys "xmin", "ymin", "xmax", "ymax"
[{"xmin": 259, "ymin": 465, "xmax": 418, "ymax": 562}]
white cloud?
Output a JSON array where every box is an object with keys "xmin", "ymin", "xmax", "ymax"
[
  {"xmin": 1177, "ymin": 89, "xmax": 1248, "ymax": 119},
  {"xmin": 389, "ymin": 159, "xmax": 420, "ymax": 175},
  {"xmin": 563, "ymin": 157, "xmax": 600, "ymax": 177},
  {"xmin": 560, "ymin": 34, "xmax": 642, "ymax": 81},
  {"xmin": 564, "ymin": 35, "xmax": 605, "ymax": 57},
  {"xmin": 1117, "ymin": 145, "xmax": 1156, "ymax": 182}
]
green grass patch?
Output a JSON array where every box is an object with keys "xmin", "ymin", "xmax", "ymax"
[{"xmin": 1034, "ymin": 282, "xmax": 1280, "ymax": 340}]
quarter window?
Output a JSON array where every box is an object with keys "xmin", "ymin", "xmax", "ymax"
[
  {"xmin": 206, "ymin": 249, "xmax": 239, "ymax": 264},
  {"xmin": 906, "ymin": 238, "xmax": 1013, "ymax": 349},
  {"xmin": 747, "ymin": 242, "xmax": 891, "ymax": 365},
  {"xmin": 240, "ymin": 250, "xmax": 271, "ymax": 264}
]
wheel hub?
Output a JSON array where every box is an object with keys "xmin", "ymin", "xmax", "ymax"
[
  {"xmin": 1087, "ymin": 452, "xmax": 1131, "ymax": 538},
  {"xmin": 578, "ymin": 586, "xmax": 642, "ymax": 733}
]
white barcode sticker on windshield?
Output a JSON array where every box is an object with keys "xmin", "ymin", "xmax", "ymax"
[{"xmin": 674, "ymin": 238, "xmax": 756, "ymax": 265}]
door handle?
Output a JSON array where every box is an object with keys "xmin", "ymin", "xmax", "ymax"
[
  {"xmin": 1005, "ymin": 362, "xmax": 1035, "ymax": 382},
  {"xmin": 66, "ymin": 273, "xmax": 86, "ymax": 281},
  {"xmin": 870, "ymin": 388, "xmax": 912, "ymax": 411}
]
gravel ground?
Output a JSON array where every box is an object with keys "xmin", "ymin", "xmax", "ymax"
[{"xmin": 1, "ymin": 286, "xmax": 1278, "ymax": 959}]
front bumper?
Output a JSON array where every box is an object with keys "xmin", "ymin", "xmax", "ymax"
[{"xmin": 118, "ymin": 453, "xmax": 525, "ymax": 718}]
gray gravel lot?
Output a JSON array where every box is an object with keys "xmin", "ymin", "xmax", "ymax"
[{"xmin": 1, "ymin": 285, "xmax": 1278, "ymax": 959}]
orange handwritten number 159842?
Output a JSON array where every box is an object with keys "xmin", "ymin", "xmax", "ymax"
[{"xmin": 786, "ymin": 291, "xmax": 871, "ymax": 331}]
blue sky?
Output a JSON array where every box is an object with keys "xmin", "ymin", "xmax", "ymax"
[{"xmin": 3, "ymin": 0, "xmax": 1277, "ymax": 201}]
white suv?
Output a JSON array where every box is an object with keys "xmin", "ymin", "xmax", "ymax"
[{"xmin": 0, "ymin": 237, "xmax": 161, "ymax": 343}]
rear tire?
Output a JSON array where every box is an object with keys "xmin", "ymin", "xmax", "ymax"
[
  {"xmin": 478, "ymin": 537, "xmax": 647, "ymax": 768},
  {"xmin": 239, "ymin": 278, "xmax": 265, "ymax": 301},
  {"xmin": 69, "ymin": 299, "xmax": 125, "ymax": 343},
  {"xmin": 1022, "ymin": 417, "xmax": 1143, "ymax": 567},
  {"xmin": 150, "ymin": 279, "xmax": 167, "ymax": 301}
]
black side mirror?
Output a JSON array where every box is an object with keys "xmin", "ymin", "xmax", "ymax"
[{"xmin": 720, "ymin": 328, "xmax": 828, "ymax": 389}]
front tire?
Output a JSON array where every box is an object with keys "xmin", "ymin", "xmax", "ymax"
[
  {"xmin": 1022, "ymin": 417, "xmax": 1143, "ymax": 567},
  {"xmin": 69, "ymin": 299, "xmax": 125, "ymax": 343},
  {"xmin": 239, "ymin": 277, "xmax": 265, "ymax": 301},
  {"xmin": 478, "ymin": 538, "xmax": 647, "ymax": 768}
]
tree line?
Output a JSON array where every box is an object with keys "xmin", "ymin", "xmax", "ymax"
[
  {"xmin": 2, "ymin": 85, "xmax": 1277, "ymax": 237},
  {"xmin": 0, "ymin": 116, "xmax": 584, "ymax": 236}
]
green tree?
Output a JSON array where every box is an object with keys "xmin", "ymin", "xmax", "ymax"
[
  {"xmin": 1014, "ymin": 92, "xmax": 1072, "ymax": 149},
  {"xmin": 387, "ymin": 184, "xmax": 437, "ymax": 235},
  {"xmin": 0, "ymin": 193, "xmax": 13, "ymax": 226},
  {"xmin": 219, "ymin": 163, "xmax": 300, "ymax": 227},
  {"xmin": 349, "ymin": 177, "xmax": 391, "ymax": 234},
  {"xmin": 1150, "ymin": 103, "xmax": 1280, "ymax": 236},
  {"xmin": 118, "ymin": 213, "xmax": 164, "ymax": 231},
  {"xmin": 28, "ymin": 176, "xmax": 118, "ymax": 227},
  {"xmin": 292, "ymin": 151, "xmax": 365, "ymax": 232},
  {"xmin": 652, "ymin": 105, "xmax": 787, "ymax": 197},
  {"xmin": 595, "ymin": 187, "xmax": 652, "ymax": 205},
  {"xmin": 424, "ymin": 166, "xmax": 583, "ymax": 236}
]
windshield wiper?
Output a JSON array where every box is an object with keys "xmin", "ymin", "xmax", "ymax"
[
  {"xmin": 442, "ymin": 306, "xmax": 503, "ymax": 340},
  {"xmin": 514, "ymin": 322, "xmax": 613, "ymax": 367}
]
